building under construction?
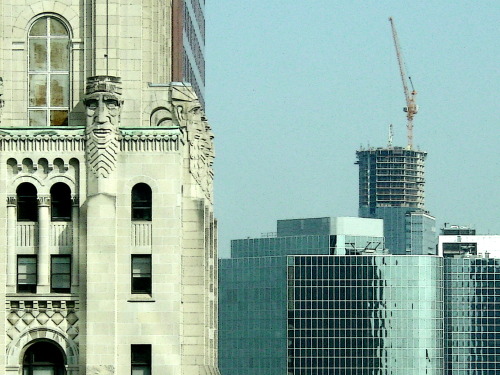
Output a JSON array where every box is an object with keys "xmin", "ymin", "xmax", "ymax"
[{"xmin": 356, "ymin": 147, "xmax": 436, "ymax": 254}]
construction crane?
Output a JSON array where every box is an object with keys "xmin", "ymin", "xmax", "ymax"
[{"xmin": 389, "ymin": 17, "xmax": 418, "ymax": 149}]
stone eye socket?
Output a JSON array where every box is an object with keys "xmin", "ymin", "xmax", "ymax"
[
  {"xmin": 85, "ymin": 99, "xmax": 98, "ymax": 110},
  {"xmin": 105, "ymin": 99, "xmax": 119, "ymax": 109}
]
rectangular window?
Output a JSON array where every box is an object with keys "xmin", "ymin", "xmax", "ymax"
[
  {"xmin": 17, "ymin": 256, "xmax": 37, "ymax": 293},
  {"xmin": 51, "ymin": 255, "xmax": 71, "ymax": 293},
  {"xmin": 132, "ymin": 255, "xmax": 152, "ymax": 294},
  {"xmin": 131, "ymin": 344, "xmax": 151, "ymax": 375}
]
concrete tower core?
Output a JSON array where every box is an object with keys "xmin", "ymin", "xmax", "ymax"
[
  {"xmin": 356, "ymin": 147, "xmax": 436, "ymax": 255},
  {"xmin": 0, "ymin": 1, "xmax": 218, "ymax": 374}
]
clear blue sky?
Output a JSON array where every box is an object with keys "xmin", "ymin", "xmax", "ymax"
[{"xmin": 205, "ymin": 1, "xmax": 500, "ymax": 258}]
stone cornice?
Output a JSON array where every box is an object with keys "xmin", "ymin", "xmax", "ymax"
[{"xmin": 0, "ymin": 127, "xmax": 184, "ymax": 153}]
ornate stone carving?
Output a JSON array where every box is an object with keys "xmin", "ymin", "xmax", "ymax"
[
  {"xmin": 71, "ymin": 194, "xmax": 79, "ymax": 206},
  {"xmin": 168, "ymin": 84, "xmax": 215, "ymax": 200},
  {"xmin": 144, "ymin": 83, "xmax": 214, "ymax": 199},
  {"xmin": 120, "ymin": 131, "xmax": 181, "ymax": 152},
  {"xmin": 37, "ymin": 195, "xmax": 50, "ymax": 207},
  {"xmin": 6, "ymin": 305, "xmax": 79, "ymax": 341},
  {"xmin": 84, "ymin": 76, "xmax": 123, "ymax": 178},
  {"xmin": 150, "ymin": 106, "xmax": 173, "ymax": 127},
  {"xmin": 6, "ymin": 195, "xmax": 16, "ymax": 206},
  {"xmin": 0, "ymin": 133, "xmax": 85, "ymax": 153}
]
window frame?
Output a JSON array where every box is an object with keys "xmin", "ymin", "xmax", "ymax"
[
  {"xmin": 131, "ymin": 183, "xmax": 152, "ymax": 221},
  {"xmin": 131, "ymin": 344, "xmax": 151, "ymax": 375},
  {"xmin": 50, "ymin": 255, "xmax": 71, "ymax": 293},
  {"xmin": 131, "ymin": 255, "xmax": 152, "ymax": 295},
  {"xmin": 17, "ymin": 255, "xmax": 37, "ymax": 293},
  {"xmin": 28, "ymin": 15, "xmax": 71, "ymax": 127}
]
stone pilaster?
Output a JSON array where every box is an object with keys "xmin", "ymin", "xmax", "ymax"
[
  {"xmin": 37, "ymin": 195, "xmax": 50, "ymax": 292},
  {"xmin": 6, "ymin": 196, "xmax": 16, "ymax": 286}
]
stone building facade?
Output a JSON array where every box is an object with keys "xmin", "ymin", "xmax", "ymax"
[{"xmin": 0, "ymin": 1, "xmax": 218, "ymax": 374}]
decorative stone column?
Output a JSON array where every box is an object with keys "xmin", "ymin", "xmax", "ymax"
[
  {"xmin": 7, "ymin": 195, "xmax": 16, "ymax": 286},
  {"xmin": 71, "ymin": 195, "xmax": 79, "ymax": 286},
  {"xmin": 37, "ymin": 195, "xmax": 50, "ymax": 292},
  {"xmin": 83, "ymin": 76, "xmax": 122, "ymax": 373}
]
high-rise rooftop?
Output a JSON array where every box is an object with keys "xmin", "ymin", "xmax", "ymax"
[
  {"xmin": 355, "ymin": 146, "xmax": 435, "ymax": 254},
  {"xmin": 356, "ymin": 146, "xmax": 426, "ymax": 214}
]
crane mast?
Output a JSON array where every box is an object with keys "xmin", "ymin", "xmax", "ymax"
[{"xmin": 389, "ymin": 17, "xmax": 418, "ymax": 149}]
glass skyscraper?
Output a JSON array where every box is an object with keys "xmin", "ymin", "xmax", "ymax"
[
  {"xmin": 444, "ymin": 257, "xmax": 500, "ymax": 374},
  {"xmin": 287, "ymin": 255, "xmax": 443, "ymax": 374},
  {"xmin": 219, "ymin": 218, "xmax": 500, "ymax": 374}
]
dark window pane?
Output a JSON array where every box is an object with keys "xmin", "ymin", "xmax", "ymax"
[
  {"xmin": 50, "ymin": 183, "xmax": 71, "ymax": 221},
  {"xmin": 131, "ymin": 344, "xmax": 151, "ymax": 375},
  {"xmin": 51, "ymin": 255, "xmax": 71, "ymax": 293},
  {"xmin": 17, "ymin": 183, "xmax": 38, "ymax": 221},
  {"xmin": 132, "ymin": 255, "xmax": 152, "ymax": 294},
  {"xmin": 131, "ymin": 184, "xmax": 152, "ymax": 221},
  {"xmin": 18, "ymin": 256, "xmax": 37, "ymax": 293}
]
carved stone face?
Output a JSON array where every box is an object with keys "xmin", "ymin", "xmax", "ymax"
[
  {"xmin": 84, "ymin": 91, "xmax": 121, "ymax": 178},
  {"xmin": 84, "ymin": 92, "xmax": 121, "ymax": 141}
]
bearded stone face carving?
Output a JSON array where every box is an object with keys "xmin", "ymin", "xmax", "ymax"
[{"xmin": 84, "ymin": 76, "xmax": 123, "ymax": 178}]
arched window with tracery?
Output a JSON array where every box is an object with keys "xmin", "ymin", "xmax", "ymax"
[
  {"xmin": 17, "ymin": 183, "xmax": 38, "ymax": 221},
  {"xmin": 28, "ymin": 16, "xmax": 70, "ymax": 126},
  {"xmin": 131, "ymin": 183, "xmax": 152, "ymax": 221}
]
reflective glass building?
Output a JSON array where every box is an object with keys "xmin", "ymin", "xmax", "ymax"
[
  {"xmin": 220, "ymin": 218, "xmax": 500, "ymax": 374},
  {"xmin": 287, "ymin": 255, "xmax": 443, "ymax": 374},
  {"xmin": 219, "ymin": 218, "xmax": 444, "ymax": 374},
  {"xmin": 444, "ymin": 257, "xmax": 500, "ymax": 374}
]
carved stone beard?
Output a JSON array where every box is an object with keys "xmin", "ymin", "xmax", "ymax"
[{"xmin": 86, "ymin": 123, "xmax": 120, "ymax": 178}]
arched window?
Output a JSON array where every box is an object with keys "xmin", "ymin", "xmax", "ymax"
[
  {"xmin": 131, "ymin": 183, "xmax": 152, "ymax": 221},
  {"xmin": 50, "ymin": 183, "xmax": 72, "ymax": 221},
  {"xmin": 28, "ymin": 16, "xmax": 70, "ymax": 126},
  {"xmin": 23, "ymin": 341, "xmax": 66, "ymax": 375},
  {"xmin": 17, "ymin": 183, "xmax": 38, "ymax": 221}
]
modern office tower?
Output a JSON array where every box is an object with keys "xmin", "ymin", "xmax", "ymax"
[
  {"xmin": 288, "ymin": 255, "xmax": 443, "ymax": 375},
  {"xmin": 444, "ymin": 251, "xmax": 500, "ymax": 373},
  {"xmin": 0, "ymin": 2, "xmax": 218, "ymax": 374},
  {"xmin": 441, "ymin": 231, "xmax": 500, "ymax": 373},
  {"xmin": 220, "ymin": 219, "xmax": 500, "ymax": 374},
  {"xmin": 172, "ymin": 0, "xmax": 206, "ymax": 107},
  {"xmin": 356, "ymin": 146, "xmax": 436, "ymax": 254},
  {"xmin": 219, "ymin": 217, "xmax": 445, "ymax": 375}
]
